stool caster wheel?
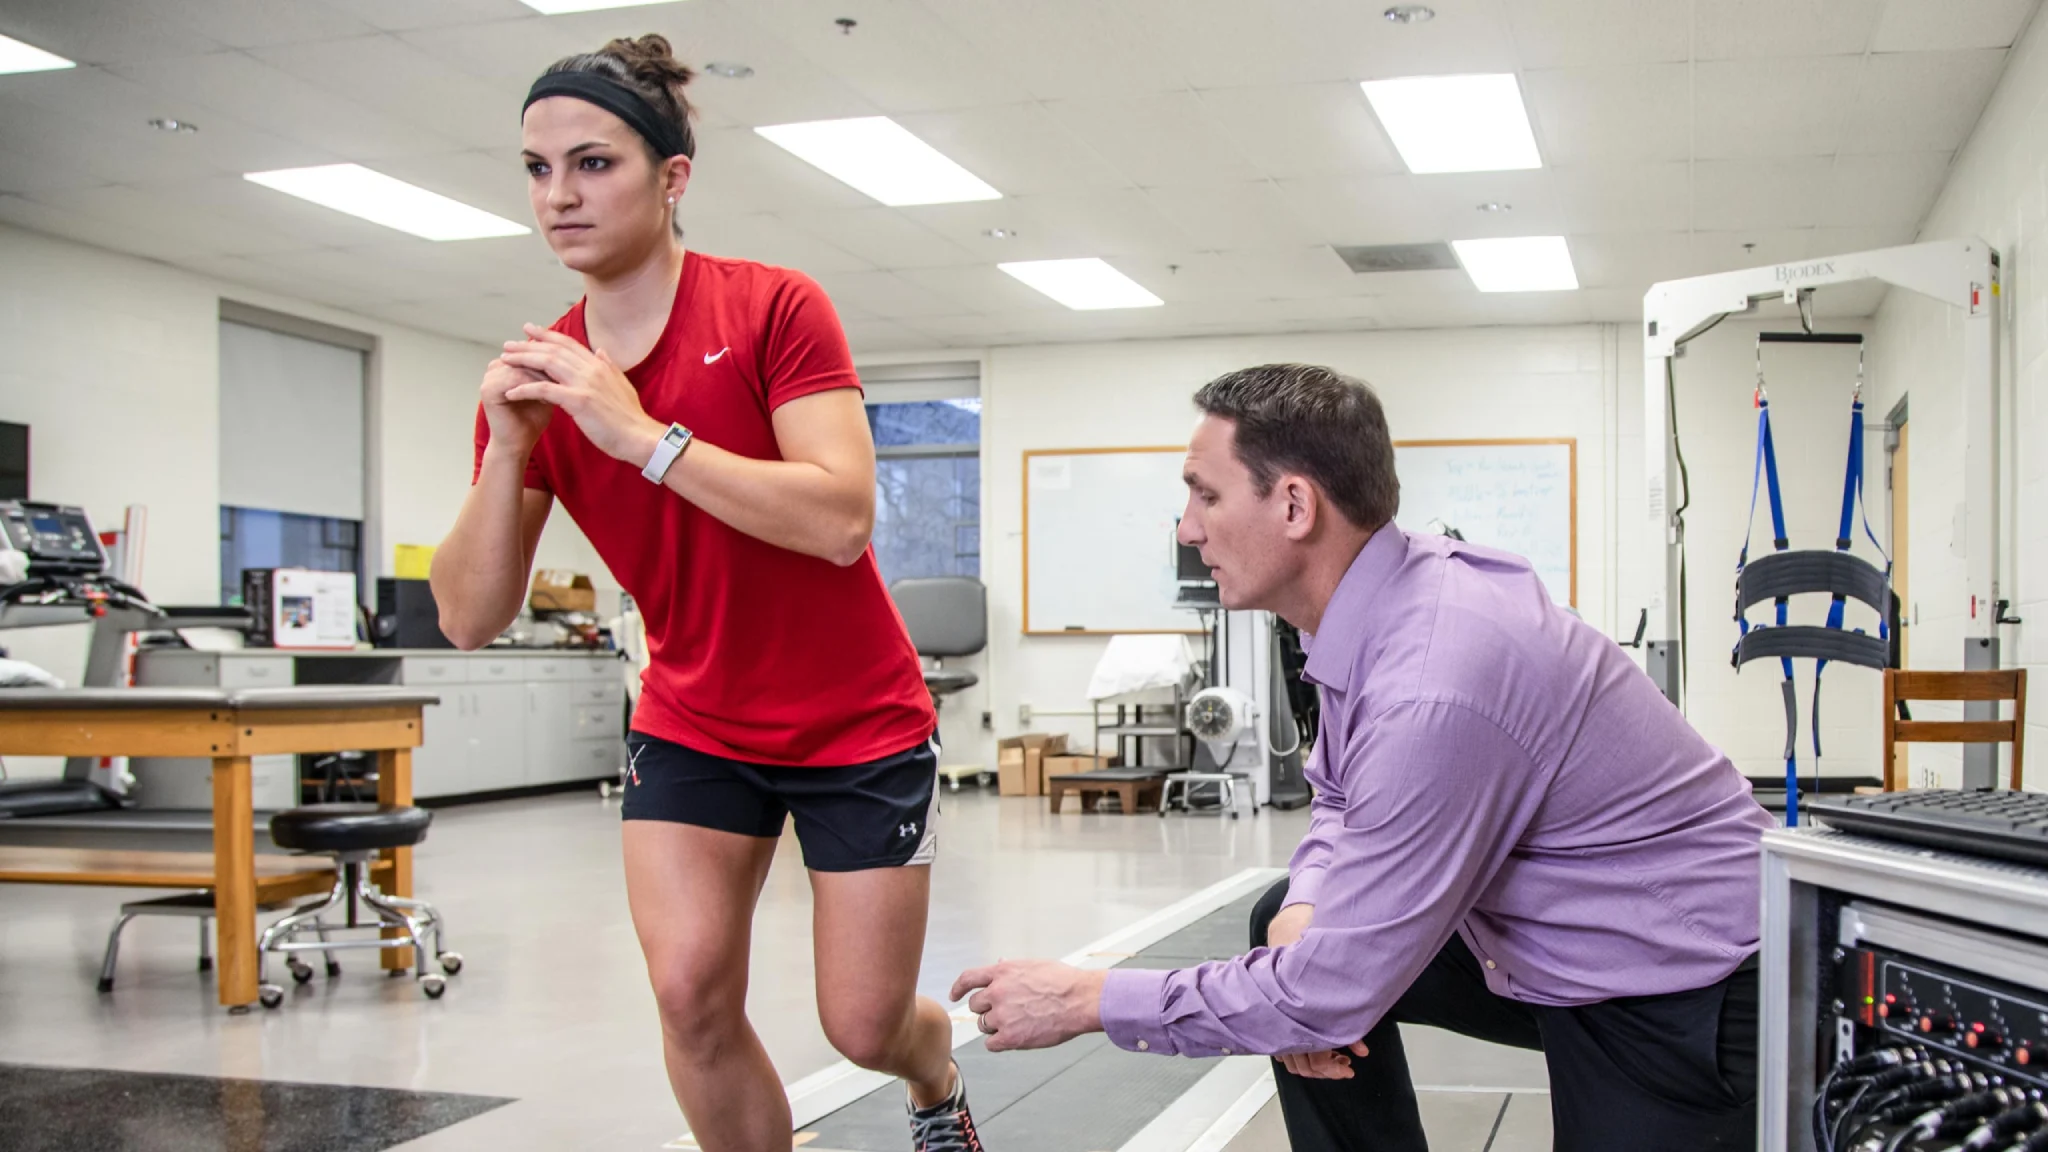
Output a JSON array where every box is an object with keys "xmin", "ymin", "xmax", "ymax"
[
  {"xmin": 419, "ymin": 974, "xmax": 447, "ymax": 999},
  {"xmin": 1230, "ymin": 811, "xmax": 1240, "ymax": 820},
  {"xmin": 258, "ymin": 984, "xmax": 285, "ymax": 1009},
  {"xmin": 198, "ymin": 956, "xmax": 213, "ymax": 972},
  {"xmin": 288, "ymin": 959, "xmax": 315, "ymax": 985},
  {"xmin": 599, "ymin": 781, "xmax": 614, "ymax": 798},
  {"xmin": 97, "ymin": 977, "xmax": 114, "ymax": 994},
  {"xmin": 438, "ymin": 952, "xmax": 463, "ymax": 975},
  {"xmin": 326, "ymin": 959, "xmax": 342, "ymax": 978}
]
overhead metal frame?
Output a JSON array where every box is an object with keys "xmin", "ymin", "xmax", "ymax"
[{"xmin": 1641, "ymin": 239, "xmax": 2001, "ymax": 720}]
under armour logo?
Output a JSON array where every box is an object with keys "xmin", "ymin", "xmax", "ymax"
[
  {"xmin": 703, "ymin": 347, "xmax": 730, "ymax": 365},
  {"xmin": 899, "ymin": 822, "xmax": 918, "ymax": 838}
]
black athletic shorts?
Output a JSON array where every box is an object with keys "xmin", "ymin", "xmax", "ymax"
[{"xmin": 620, "ymin": 730, "xmax": 940, "ymax": 872}]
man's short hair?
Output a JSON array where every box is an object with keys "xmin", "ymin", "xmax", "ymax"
[{"xmin": 1192, "ymin": 363, "xmax": 1400, "ymax": 531}]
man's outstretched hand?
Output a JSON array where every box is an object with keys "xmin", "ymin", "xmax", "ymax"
[{"xmin": 950, "ymin": 960, "xmax": 1109, "ymax": 1052}]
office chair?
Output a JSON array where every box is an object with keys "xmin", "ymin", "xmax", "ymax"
[{"xmin": 890, "ymin": 577, "xmax": 987, "ymax": 789}]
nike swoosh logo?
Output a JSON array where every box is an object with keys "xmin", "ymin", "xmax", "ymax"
[{"xmin": 704, "ymin": 347, "xmax": 729, "ymax": 365}]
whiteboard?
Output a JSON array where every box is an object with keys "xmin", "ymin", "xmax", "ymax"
[
  {"xmin": 1395, "ymin": 439, "xmax": 1577, "ymax": 605},
  {"xmin": 1023, "ymin": 447, "xmax": 1194, "ymax": 634}
]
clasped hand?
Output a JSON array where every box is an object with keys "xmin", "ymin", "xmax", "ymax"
[{"xmin": 493, "ymin": 324, "xmax": 663, "ymax": 465}]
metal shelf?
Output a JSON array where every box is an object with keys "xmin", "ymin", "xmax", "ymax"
[{"xmin": 1094, "ymin": 689, "xmax": 1195, "ymax": 772}]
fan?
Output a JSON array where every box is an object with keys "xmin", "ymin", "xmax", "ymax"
[{"xmin": 1185, "ymin": 685, "xmax": 1257, "ymax": 751}]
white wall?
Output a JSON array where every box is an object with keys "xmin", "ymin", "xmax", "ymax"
[
  {"xmin": 1868, "ymin": 2, "xmax": 2048, "ymax": 789},
  {"xmin": 0, "ymin": 224, "xmax": 611, "ymax": 777},
  {"xmin": 982, "ymin": 325, "xmax": 1630, "ymax": 760}
]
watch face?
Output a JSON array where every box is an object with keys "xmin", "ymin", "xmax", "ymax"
[{"xmin": 665, "ymin": 426, "xmax": 688, "ymax": 447}]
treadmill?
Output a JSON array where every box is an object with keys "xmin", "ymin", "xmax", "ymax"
[{"xmin": 0, "ymin": 500, "xmax": 253, "ymax": 822}]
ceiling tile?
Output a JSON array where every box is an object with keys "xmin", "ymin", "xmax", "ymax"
[
  {"xmin": 170, "ymin": 0, "xmax": 381, "ymax": 49},
  {"xmin": 1041, "ymin": 92, "xmax": 1264, "ymax": 189},
  {"xmin": 372, "ymin": 150, "xmax": 536, "ymax": 226},
  {"xmin": 1277, "ymin": 169, "xmax": 1564, "ymax": 246},
  {"xmin": 1522, "ymin": 65, "xmax": 1692, "ymax": 165},
  {"xmin": 895, "ymin": 103, "xmax": 1131, "ymax": 198},
  {"xmin": 1691, "ymin": 157, "xmax": 1833, "ymax": 230},
  {"xmin": 920, "ymin": 0, "xmax": 1188, "ymax": 100},
  {"xmin": 1550, "ymin": 162, "xmax": 1691, "ymax": 233},
  {"xmin": 0, "ymin": 0, "xmax": 224, "ymax": 64},
  {"xmin": 1692, "ymin": 56, "xmax": 1864, "ymax": 159},
  {"xmin": 682, "ymin": 213, "xmax": 874, "ymax": 274},
  {"xmin": 1569, "ymin": 231, "xmax": 1697, "ymax": 291},
  {"xmin": 1501, "ymin": 0, "xmax": 1694, "ymax": 68},
  {"xmin": 20, "ymin": 183, "xmax": 318, "ymax": 259},
  {"xmin": 1121, "ymin": 0, "xmax": 1517, "ymax": 87},
  {"xmin": 899, "ymin": 189, "xmax": 1196, "ymax": 259},
  {"xmin": 680, "ymin": 127, "xmax": 878, "ymax": 217},
  {"xmin": 336, "ymin": 0, "xmax": 561, "ymax": 35},
  {"xmin": 893, "ymin": 266, "xmax": 1067, "ymax": 316},
  {"xmin": 1815, "ymin": 151, "xmax": 1953, "ymax": 227},
  {"xmin": 1144, "ymin": 183, "xmax": 1322, "ymax": 251},
  {"xmin": 248, "ymin": 34, "xmax": 517, "ymax": 154},
  {"xmin": 775, "ymin": 207, "xmax": 983, "ymax": 269},
  {"xmin": 840, "ymin": 318, "xmax": 945, "ymax": 353},
  {"xmin": 741, "ymin": 0, "xmax": 1033, "ymax": 114},
  {"xmin": 1840, "ymin": 49, "xmax": 2008, "ymax": 153},
  {"xmin": 108, "ymin": 51, "xmax": 465, "ymax": 161},
  {"xmin": 1690, "ymin": 229, "xmax": 1822, "ymax": 274},
  {"xmin": 1194, "ymin": 84, "xmax": 1407, "ymax": 180},
  {"xmin": 1871, "ymin": 0, "xmax": 2039, "ymax": 51},
  {"xmin": 0, "ymin": 66, "xmax": 338, "ymax": 179},
  {"xmin": 1692, "ymin": 0, "xmax": 1886, "ymax": 60}
]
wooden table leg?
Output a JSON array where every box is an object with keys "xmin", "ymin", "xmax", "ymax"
[
  {"xmin": 211, "ymin": 756, "xmax": 257, "ymax": 1009},
  {"xmin": 377, "ymin": 747, "xmax": 414, "ymax": 971}
]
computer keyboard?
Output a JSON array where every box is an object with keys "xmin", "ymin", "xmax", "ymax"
[{"xmin": 1807, "ymin": 789, "xmax": 2048, "ymax": 868}]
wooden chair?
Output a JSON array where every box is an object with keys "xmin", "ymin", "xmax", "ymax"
[{"xmin": 1882, "ymin": 669, "xmax": 2028, "ymax": 791}]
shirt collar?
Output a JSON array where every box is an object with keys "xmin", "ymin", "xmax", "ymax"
[{"xmin": 1300, "ymin": 525, "xmax": 1407, "ymax": 693}]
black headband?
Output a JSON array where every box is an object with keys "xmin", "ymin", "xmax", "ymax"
[{"xmin": 524, "ymin": 70, "xmax": 694, "ymax": 159}]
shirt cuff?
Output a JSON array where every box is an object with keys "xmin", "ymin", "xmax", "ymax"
[
  {"xmin": 1099, "ymin": 968, "xmax": 1176, "ymax": 1055},
  {"xmin": 1284, "ymin": 864, "xmax": 1326, "ymax": 910}
]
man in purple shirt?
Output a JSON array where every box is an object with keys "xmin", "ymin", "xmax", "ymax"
[{"xmin": 953, "ymin": 364, "xmax": 1772, "ymax": 1150}]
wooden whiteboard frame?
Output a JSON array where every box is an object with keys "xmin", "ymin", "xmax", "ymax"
[
  {"xmin": 1021, "ymin": 445, "xmax": 1201, "ymax": 636},
  {"xmin": 1395, "ymin": 437, "xmax": 1578, "ymax": 607}
]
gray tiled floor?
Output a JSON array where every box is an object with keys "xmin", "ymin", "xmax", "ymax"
[{"xmin": 0, "ymin": 787, "xmax": 1550, "ymax": 1150}]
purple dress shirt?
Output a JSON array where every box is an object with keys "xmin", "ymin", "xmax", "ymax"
[{"xmin": 1099, "ymin": 526, "xmax": 1773, "ymax": 1057}]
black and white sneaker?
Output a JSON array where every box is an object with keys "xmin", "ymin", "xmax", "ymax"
[{"xmin": 908, "ymin": 1065, "xmax": 984, "ymax": 1152}]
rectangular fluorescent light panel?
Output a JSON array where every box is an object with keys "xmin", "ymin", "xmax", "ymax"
[
  {"xmin": 999, "ymin": 259, "xmax": 1162, "ymax": 311},
  {"xmin": 755, "ymin": 117, "xmax": 1000, "ymax": 207},
  {"xmin": 1361, "ymin": 74, "xmax": 1541, "ymax": 174},
  {"xmin": 517, "ymin": 0, "xmax": 682, "ymax": 12},
  {"xmin": 244, "ymin": 165, "xmax": 530, "ymax": 241},
  {"xmin": 1452, "ymin": 236, "xmax": 1578, "ymax": 293},
  {"xmin": 0, "ymin": 33, "xmax": 75, "ymax": 75}
]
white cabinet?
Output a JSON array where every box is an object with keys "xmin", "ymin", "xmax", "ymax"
[{"xmin": 134, "ymin": 648, "xmax": 626, "ymax": 803}]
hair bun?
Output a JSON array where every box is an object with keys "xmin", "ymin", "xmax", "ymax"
[{"xmin": 602, "ymin": 33, "xmax": 695, "ymax": 90}]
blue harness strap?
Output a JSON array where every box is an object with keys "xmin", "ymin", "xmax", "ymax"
[{"xmin": 1734, "ymin": 381, "xmax": 1890, "ymax": 828}]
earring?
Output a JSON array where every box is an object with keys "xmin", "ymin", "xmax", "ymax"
[{"xmin": 666, "ymin": 196, "xmax": 676, "ymax": 205}]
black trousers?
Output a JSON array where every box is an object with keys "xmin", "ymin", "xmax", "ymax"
[{"xmin": 1250, "ymin": 879, "xmax": 1757, "ymax": 1152}]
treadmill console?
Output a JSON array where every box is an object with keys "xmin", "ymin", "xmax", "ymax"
[{"xmin": 0, "ymin": 500, "xmax": 106, "ymax": 576}]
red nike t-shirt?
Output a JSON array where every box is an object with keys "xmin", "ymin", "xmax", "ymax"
[{"xmin": 472, "ymin": 253, "xmax": 936, "ymax": 767}]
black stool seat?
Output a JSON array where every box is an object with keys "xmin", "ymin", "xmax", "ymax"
[
  {"xmin": 270, "ymin": 803, "xmax": 431, "ymax": 854},
  {"xmin": 923, "ymin": 669, "xmax": 979, "ymax": 696}
]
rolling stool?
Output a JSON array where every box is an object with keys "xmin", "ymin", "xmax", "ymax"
[{"xmin": 256, "ymin": 803, "xmax": 461, "ymax": 1009}]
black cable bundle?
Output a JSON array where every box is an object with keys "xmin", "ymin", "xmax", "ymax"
[
  {"xmin": 1950, "ymin": 1101, "xmax": 2048, "ymax": 1150},
  {"xmin": 1817, "ymin": 1050, "xmax": 1932, "ymax": 1152},
  {"xmin": 1878, "ymin": 1088, "xmax": 2030, "ymax": 1152}
]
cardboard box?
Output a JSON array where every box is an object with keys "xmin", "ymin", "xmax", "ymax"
[
  {"xmin": 530, "ymin": 569, "xmax": 596, "ymax": 615},
  {"xmin": 997, "ymin": 733, "xmax": 1068, "ymax": 796}
]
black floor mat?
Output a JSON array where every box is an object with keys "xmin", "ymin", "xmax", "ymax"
[{"xmin": 0, "ymin": 1063, "xmax": 512, "ymax": 1152}]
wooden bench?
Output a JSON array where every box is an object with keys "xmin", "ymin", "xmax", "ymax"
[
  {"xmin": 0, "ymin": 846, "xmax": 393, "ymax": 904},
  {"xmin": 1047, "ymin": 768, "xmax": 1168, "ymax": 815}
]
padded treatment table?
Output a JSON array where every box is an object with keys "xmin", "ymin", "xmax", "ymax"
[
  {"xmin": 0, "ymin": 687, "xmax": 434, "ymax": 1009},
  {"xmin": 1046, "ymin": 767, "xmax": 1168, "ymax": 815}
]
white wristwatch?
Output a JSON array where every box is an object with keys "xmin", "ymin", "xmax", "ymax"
[{"xmin": 642, "ymin": 422, "xmax": 694, "ymax": 484}]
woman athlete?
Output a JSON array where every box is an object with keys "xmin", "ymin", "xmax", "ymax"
[{"xmin": 431, "ymin": 34, "xmax": 982, "ymax": 1152}]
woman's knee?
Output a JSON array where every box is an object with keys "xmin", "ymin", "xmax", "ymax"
[
  {"xmin": 648, "ymin": 957, "xmax": 748, "ymax": 1054},
  {"xmin": 818, "ymin": 997, "xmax": 909, "ymax": 1071},
  {"xmin": 1250, "ymin": 876, "xmax": 1293, "ymax": 948}
]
